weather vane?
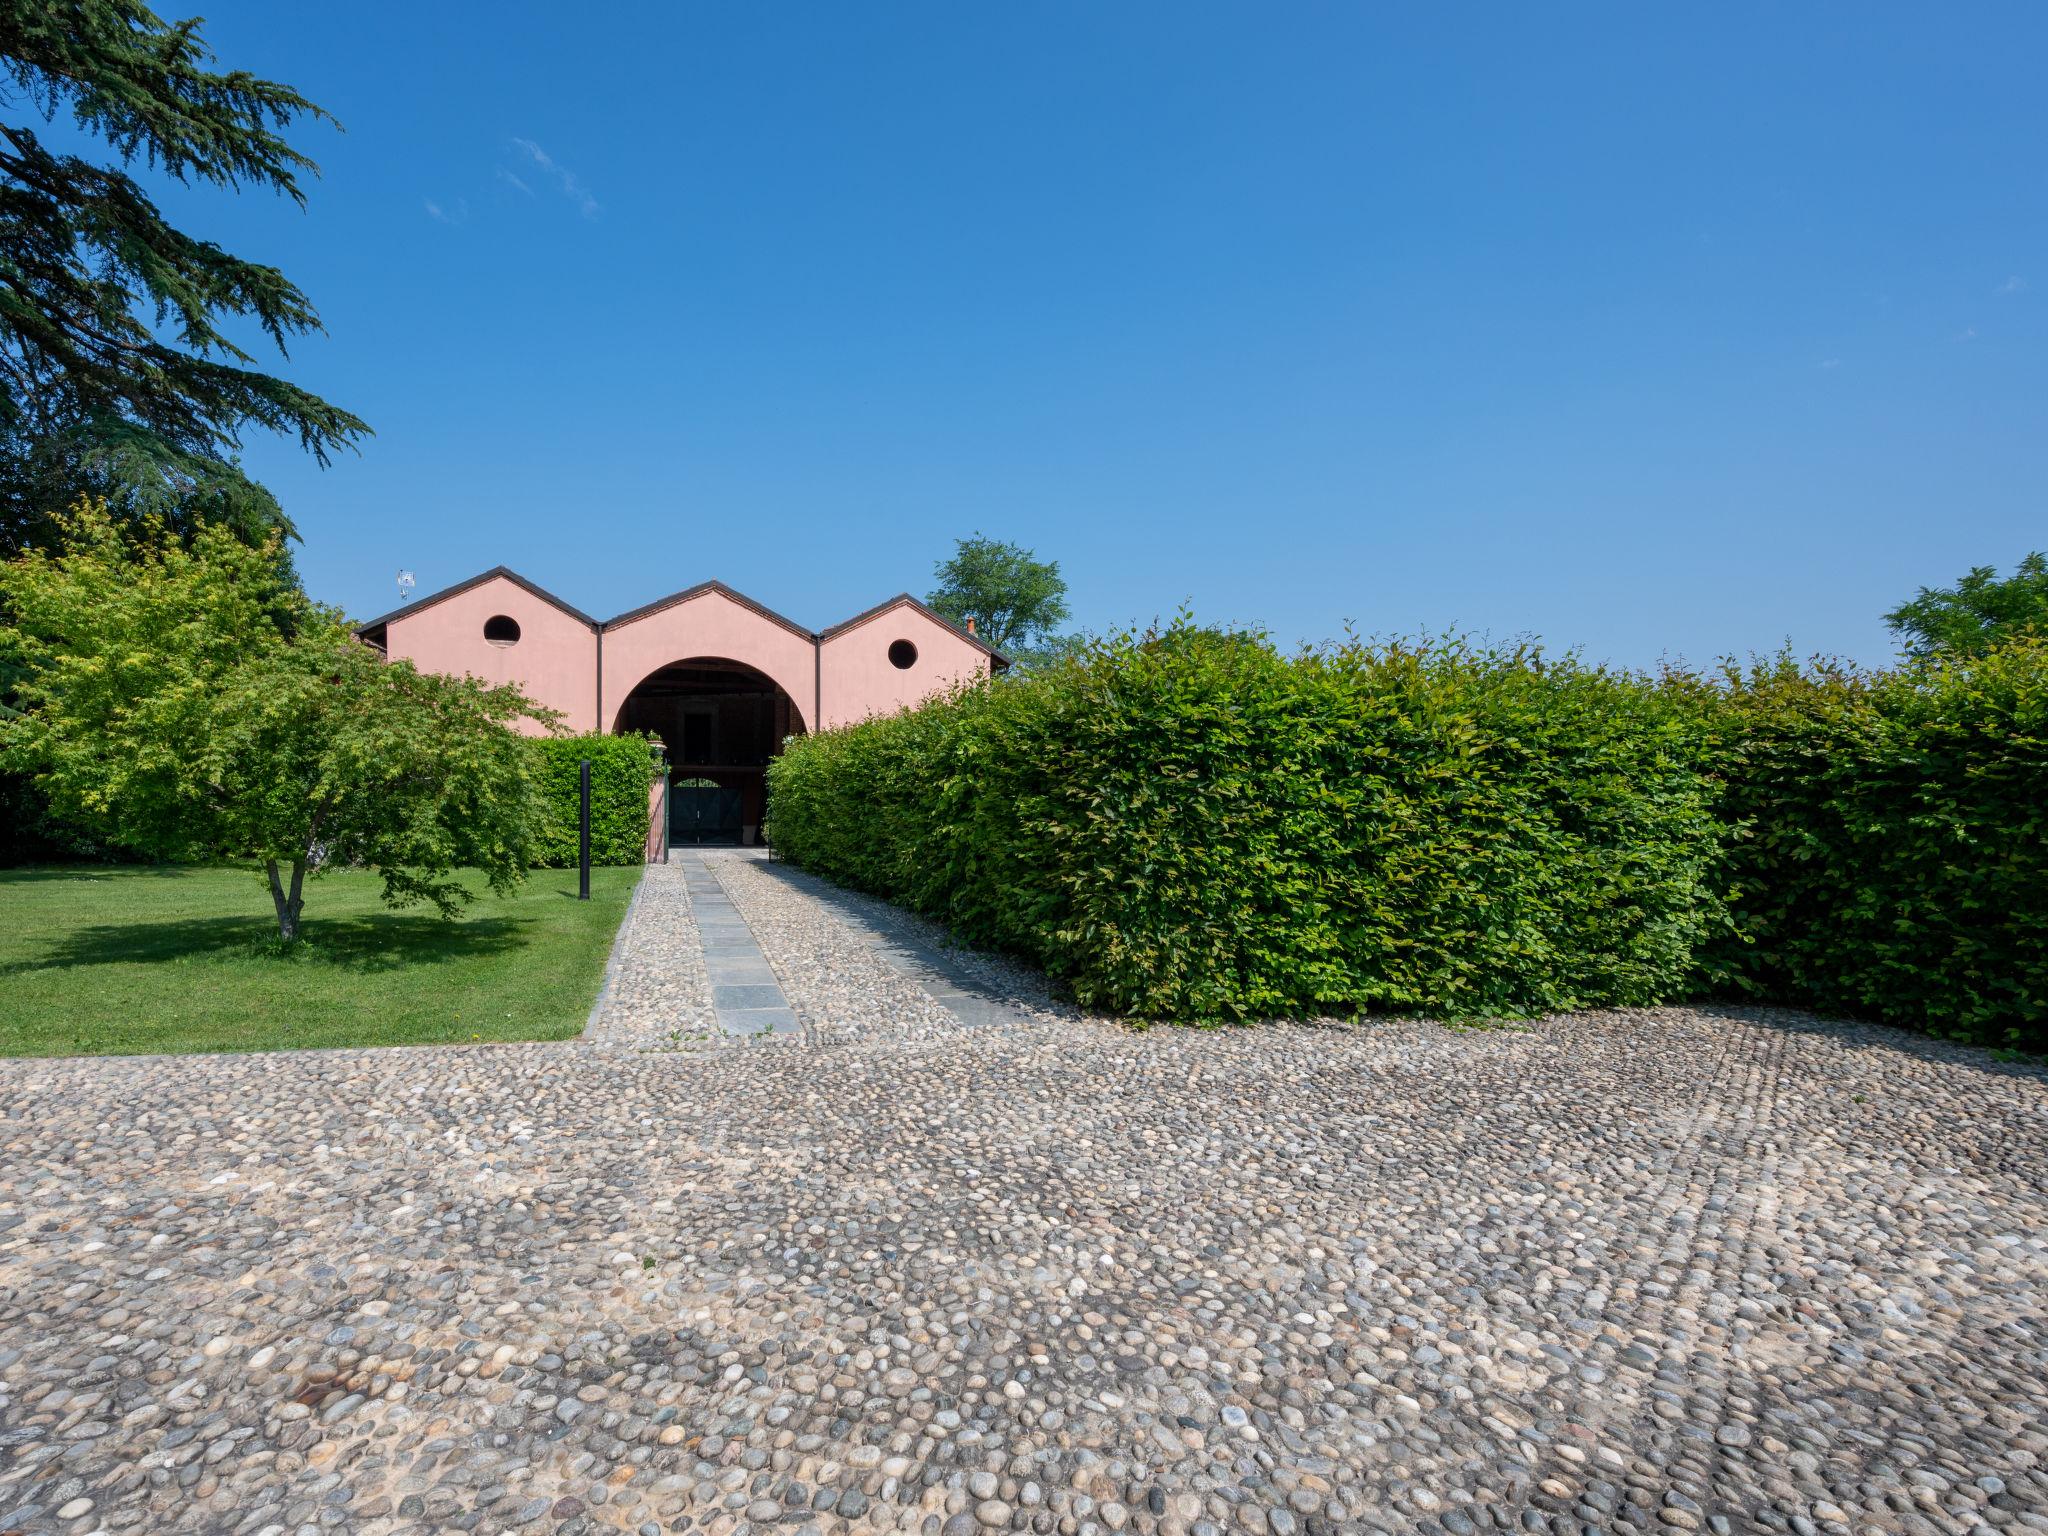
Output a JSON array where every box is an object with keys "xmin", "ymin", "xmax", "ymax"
[{"xmin": 396, "ymin": 570, "xmax": 416, "ymax": 605}]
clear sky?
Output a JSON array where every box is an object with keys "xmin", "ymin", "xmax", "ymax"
[{"xmin": 139, "ymin": 3, "xmax": 2046, "ymax": 667}]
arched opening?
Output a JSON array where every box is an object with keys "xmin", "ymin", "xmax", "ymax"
[{"xmin": 613, "ymin": 657, "xmax": 806, "ymax": 846}]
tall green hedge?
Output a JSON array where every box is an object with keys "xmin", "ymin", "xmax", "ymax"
[
  {"xmin": 1696, "ymin": 644, "xmax": 2048, "ymax": 1046},
  {"xmin": 768, "ymin": 628, "xmax": 1725, "ymax": 1021},
  {"xmin": 768, "ymin": 627, "xmax": 2048, "ymax": 1050},
  {"xmin": 533, "ymin": 733, "xmax": 659, "ymax": 867}
]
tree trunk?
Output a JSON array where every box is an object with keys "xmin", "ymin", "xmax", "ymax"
[{"xmin": 265, "ymin": 857, "xmax": 308, "ymax": 943}]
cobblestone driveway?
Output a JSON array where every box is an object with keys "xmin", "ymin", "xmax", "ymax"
[{"xmin": 1, "ymin": 858, "xmax": 2044, "ymax": 1536}]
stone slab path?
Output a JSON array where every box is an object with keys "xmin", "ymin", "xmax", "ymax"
[
  {"xmin": 1, "ymin": 859, "xmax": 2045, "ymax": 1536},
  {"xmin": 583, "ymin": 854, "xmax": 1018, "ymax": 1052},
  {"xmin": 674, "ymin": 853, "xmax": 801, "ymax": 1040}
]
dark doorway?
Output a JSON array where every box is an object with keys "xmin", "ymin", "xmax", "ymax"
[{"xmin": 614, "ymin": 658, "xmax": 804, "ymax": 845}]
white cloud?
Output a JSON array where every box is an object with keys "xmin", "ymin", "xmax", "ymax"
[
  {"xmin": 509, "ymin": 137, "xmax": 599, "ymax": 218},
  {"xmin": 496, "ymin": 167, "xmax": 533, "ymax": 196},
  {"xmin": 1999, "ymin": 275, "xmax": 2028, "ymax": 295},
  {"xmin": 1819, "ymin": 358, "xmax": 1841, "ymax": 369},
  {"xmin": 423, "ymin": 197, "xmax": 469, "ymax": 226}
]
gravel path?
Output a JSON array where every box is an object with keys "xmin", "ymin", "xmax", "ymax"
[
  {"xmin": 721, "ymin": 860, "xmax": 1048, "ymax": 1034},
  {"xmin": 707, "ymin": 854, "xmax": 981, "ymax": 1049},
  {"xmin": 579, "ymin": 863, "xmax": 718, "ymax": 1052},
  {"xmin": 1, "ymin": 861, "xmax": 2045, "ymax": 1536}
]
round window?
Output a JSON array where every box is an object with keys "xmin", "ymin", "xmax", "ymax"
[
  {"xmin": 888, "ymin": 638, "xmax": 918, "ymax": 670},
  {"xmin": 483, "ymin": 614, "xmax": 521, "ymax": 646}
]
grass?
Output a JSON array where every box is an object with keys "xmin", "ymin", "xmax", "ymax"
[{"xmin": 0, "ymin": 862, "xmax": 640, "ymax": 1057}]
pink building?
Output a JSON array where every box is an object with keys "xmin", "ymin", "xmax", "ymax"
[{"xmin": 356, "ymin": 567, "xmax": 1006, "ymax": 846}]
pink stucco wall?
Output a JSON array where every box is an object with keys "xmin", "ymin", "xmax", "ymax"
[
  {"xmin": 819, "ymin": 602, "xmax": 991, "ymax": 729},
  {"xmin": 602, "ymin": 589, "xmax": 821, "ymax": 733},
  {"xmin": 382, "ymin": 574, "xmax": 597, "ymax": 735},
  {"xmin": 375, "ymin": 575, "xmax": 995, "ymax": 741}
]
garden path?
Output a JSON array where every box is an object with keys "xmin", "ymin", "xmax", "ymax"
[{"xmin": 583, "ymin": 852, "xmax": 1033, "ymax": 1050}]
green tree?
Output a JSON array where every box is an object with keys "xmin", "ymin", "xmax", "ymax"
[
  {"xmin": 926, "ymin": 534, "xmax": 1072, "ymax": 654},
  {"xmin": 1005, "ymin": 630, "xmax": 1092, "ymax": 671},
  {"xmin": 1, "ymin": 419, "xmax": 296, "ymax": 564},
  {"xmin": 1886, "ymin": 552, "xmax": 2048, "ymax": 661},
  {"xmin": 0, "ymin": 0, "xmax": 369, "ymax": 557},
  {"xmin": 1, "ymin": 503, "xmax": 549, "ymax": 941}
]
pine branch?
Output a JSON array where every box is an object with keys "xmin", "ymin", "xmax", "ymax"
[
  {"xmin": 0, "ymin": 1, "xmax": 367, "ymax": 546},
  {"xmin": 0, "ymin": 1, "xmax": 331, "ymax": 200}
]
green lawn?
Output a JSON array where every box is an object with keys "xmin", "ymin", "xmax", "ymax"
[{"xmin": 0, "ymin": 863, "xmax": 640, "ymax": 1057}]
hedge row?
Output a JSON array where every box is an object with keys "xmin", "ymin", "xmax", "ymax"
[
  {"xmin": 768, "ymin": 628, "xmax": 1727, "ymax": 1022},
  {"xmin": 1693, "ymin": 645, "xmax": 2048, "ymax": 1045},
  {"xmin": 532, "ymin": 732, "xmax": 659, "ymax": 867},
  {"xmin": 766, "ymin": 626, "xmax": 2048, "ymax": 1050}
]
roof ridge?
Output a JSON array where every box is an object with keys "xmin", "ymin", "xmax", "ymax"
[
  {"xmin": 601, "ymin": 579, "xmax": 816, "ymax": 640},
  {"xmin": 820, "ymin": 592, "xmax": 1009, "ymax": 664},
  {"xmin": 357, "ymin": 570, "xmax": 1006, "ymax": 667},
  {"xmin": 353, "ymin": 566, "xmax": 597, "ymax": 631}
]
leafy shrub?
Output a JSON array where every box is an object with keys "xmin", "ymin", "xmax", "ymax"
[
  {"xmin": 1698, "ymin": 644, "xmax": 2048, "ymax": 1049},
  {"xmin": 773, "ymin": 625, "xmax": 2048, "ymax": 1048},
  {"xmin": 768, "ymin": 625, "xmax": 1725, "ymax": 1021},
  {"xmin": 3, "ymin": 503, "xmax": 555, "ymax": 939},
  {"xmin": 533, "ymin": 733, "xmax": 659, "ymax": 867}
]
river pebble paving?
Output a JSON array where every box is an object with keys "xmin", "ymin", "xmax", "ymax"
[{"xmin": 0, "ymin": 857, "xmax": 2043, "ymax": 1536}]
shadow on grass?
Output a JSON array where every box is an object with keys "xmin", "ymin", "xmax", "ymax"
[
  {"xmin": 6, "ymin": 910, "xmax": 533, "ymax": 976},
  {"xmin": 0, "ymin": 864, "xmax": 196, "ymax": 884}
]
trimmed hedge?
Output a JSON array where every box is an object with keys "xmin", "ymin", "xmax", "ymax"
[
  {"xmin": 767, "ymin": 626, "xmax": 2048, "ymax": 1049},
  {"xmin": 767, "ymin": 628, "xmax": 1725, "ymax": 1021},
  {"xmin": 533, "ymin": 733, "xmax": 659, "ymax": 867},
  {"xmin": 1697, "ymin": 644, "xmax": 2048, "ymax": 1048}
]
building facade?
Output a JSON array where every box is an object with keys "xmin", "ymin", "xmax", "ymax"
[{"xmin": 356, "ymin": 567, "xmax": 1004, "ymax": 845}]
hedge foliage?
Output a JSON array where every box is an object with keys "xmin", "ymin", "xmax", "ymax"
[
  {"xmin": 533, "ymin": 733, "xmax": 659, "ymax": 867},
  {"xmin": 1697, "ymin": 643, "xmax": 2048, "ymax": 1047},
  {"xmin": 768, "ymin": 627, "xmax": 1727, "ymax": 1022},
  {"xmin": 767, "ymin": 625, "xmax": 2048, "ymax": 1050}
]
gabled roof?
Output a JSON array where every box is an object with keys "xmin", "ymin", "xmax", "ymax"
[
  {"xmin": 353, "ymin": 568, "xmax": 1007, "ymax": 668},
  {"xmin": 353, "ymin": 565, "xmax": 598, "ymax": 632},
  {"xmin": 603, "ymin": 579, "xmax": 815, "ymax": 643},
  {"xmin": 821, "ymin": 593, "xmax": 1010, "ymax": 668}
]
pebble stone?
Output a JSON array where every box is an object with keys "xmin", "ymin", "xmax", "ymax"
[{"xmin": 0, "ymin": 852, "xmax": 2042, "ymax": 1536}]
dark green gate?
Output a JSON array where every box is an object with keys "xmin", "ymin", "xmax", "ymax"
[{"xmin": 669, "ymin": 778, "xmax": 743, "ymax": 845}]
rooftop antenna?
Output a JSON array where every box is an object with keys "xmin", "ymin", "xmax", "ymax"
[{"xmin": 396, "ymin": 569, "xmax": 416, "ymax": 605}]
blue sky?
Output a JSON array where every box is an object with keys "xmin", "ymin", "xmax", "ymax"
[{"xmin": 129, "ymin": 3, "xmax": 2047, "ymax": 665}]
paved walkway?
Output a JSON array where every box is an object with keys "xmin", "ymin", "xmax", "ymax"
[
  {"xmin": 0, "ymin": 860, "xmax": 2044, "ymax": 1536},
  {"xmin": 583, "ymin": 855, "xmax": 1027, "ymax": 1050},
  {"xmin": 676, "ymin": 853, "xmax": 800, "ymax": 1039}
]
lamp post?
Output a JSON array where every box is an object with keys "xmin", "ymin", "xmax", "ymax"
[{"xmin": 578, "ymin": 758, "xmax": 591, "ymax": 901}]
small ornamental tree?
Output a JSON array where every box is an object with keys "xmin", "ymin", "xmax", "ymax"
[{"xmin": 1, "ymin": 502, "xmax": 551, "ymax": 941}]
